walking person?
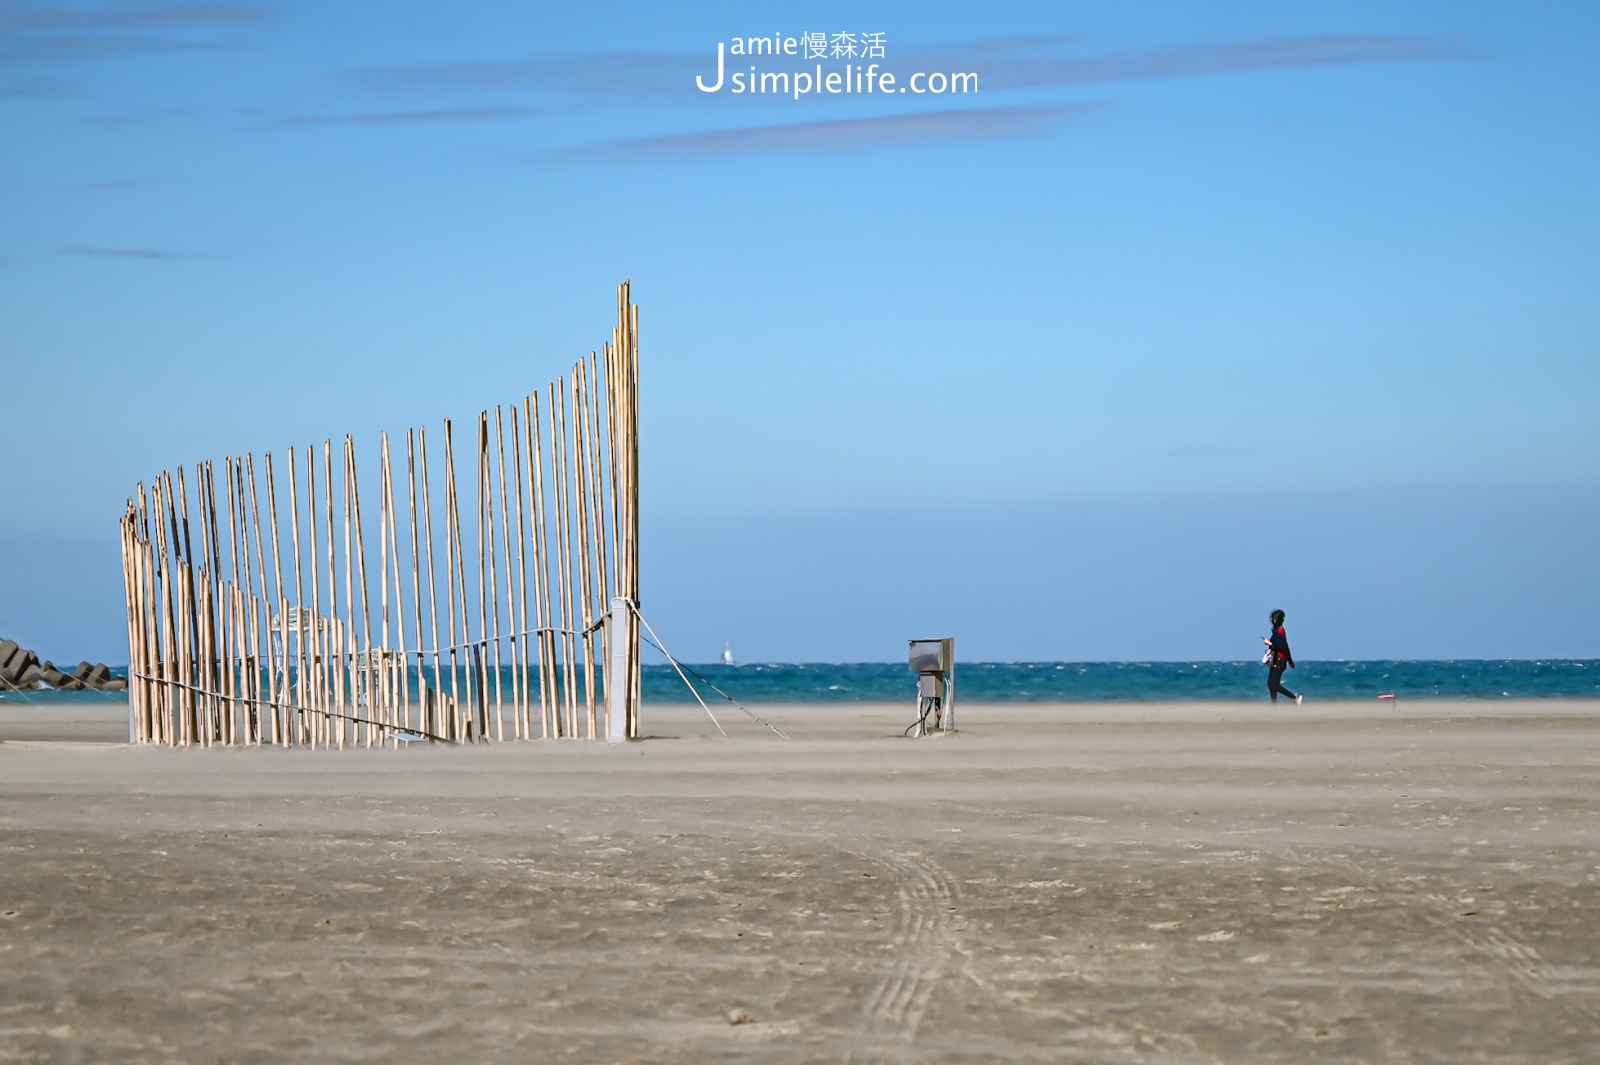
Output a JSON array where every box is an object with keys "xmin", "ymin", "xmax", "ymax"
[{"xmin": 1263, "ymin": 609, "xmax": 1302, "ymax": 704}]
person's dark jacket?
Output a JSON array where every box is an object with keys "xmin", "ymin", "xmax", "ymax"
[{"xmin": 1270, "ymin": 625, "xmax": 1295, "ymax": 667}]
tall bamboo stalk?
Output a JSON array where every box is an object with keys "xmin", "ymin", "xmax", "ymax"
[
  {"xmin": 442, "ymin": 419, "xmax": 464, "ymax": 738},
  {"xmin": 527, "ymin": 393, "xmax": 554, "ymax": 738},
  {"xmin": 509, "ymin": 404, "xmax": 530, "ymax": 739},
  {"xmin": 419, "ymin": 426, "xmax": 444, "ymax": 738}
]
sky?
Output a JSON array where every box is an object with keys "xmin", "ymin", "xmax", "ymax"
[{"xmin": 1, "ymin": 1, "xmax": 1597, "ymax": 664}]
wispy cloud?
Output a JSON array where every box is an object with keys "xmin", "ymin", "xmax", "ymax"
[
  {"xmin": 911, "ymin": 33, "xmax": 1466, "ymax": 90},
  {"xmin": 354, "ymin": 51, "xmax": 696, "ymax": 101},
  {"xmin": 260, "ymin": 106, "xmax": 544, "ymax": 129},
  {"xmin": 354, "ymin": 32, "xmax": 1463, "ymax": 112},
  {"xmin": 71, "ymin": 176, "xmax": 180, "ymax": 192},
  {"xmin": 547, "ymin": 104, "xmax": 1093, "ymax": 162},
  {"xmin": 59, "ymin": 245, "xmax": 204, "ymax": 261},
  {"xmin": 4, "ymin": 5, "xmax": 266, "ymax": 31},
  {"xmin": 0, "ymin": 71, "xmax": 69, "ymax": 96},
  {"xmin": 0, "ymin": 3, "xmax": 266, "ymax": 67},
  {"xmin": 1168, "ymin": 446, "xmax": 1250, "ymax": 459}
]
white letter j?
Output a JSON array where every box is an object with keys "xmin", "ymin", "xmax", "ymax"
[{"xmin": 696, "ymin": 42, "xmax": 724, "ymax": 92}]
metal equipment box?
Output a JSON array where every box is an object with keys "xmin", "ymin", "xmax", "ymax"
[{"xmin": 908, "ymin": 638, "xmax": 953, "ymax": 674}]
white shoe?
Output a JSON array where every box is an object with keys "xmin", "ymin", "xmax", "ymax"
[{"xmin": 1294, "ymin": 694, "xmax": 1303, "ymax": 705}]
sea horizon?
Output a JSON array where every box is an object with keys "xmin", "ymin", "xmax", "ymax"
[{"xmin": 7, "ymin": 659, "xmax": 1594, "ymax": 704}]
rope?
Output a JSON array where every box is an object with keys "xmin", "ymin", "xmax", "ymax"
[
  {"xmin": 614, "ymin": 602, "xmax": 723, "ymax": 736},
  {"xmin": 0, "ymin": 624, "xmax": 125, "ymax": 702},
  {"xmin": 129, "ymin": 670, "xmax": 456, "ymax": 744},
  {"xmin": 0, "ymin": 673, "xmax": 40, "ymax": 703},
  {"xmin": 615, "ymin": 599, "xmax": 788, "ymax": 740}
]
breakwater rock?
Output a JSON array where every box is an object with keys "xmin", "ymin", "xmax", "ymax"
[{"xmin": 0, "ymin": 639, "xmax": 127, "ymax": 692}]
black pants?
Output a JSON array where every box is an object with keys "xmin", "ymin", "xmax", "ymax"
[{"xmin": 1268, "ymin": 660, "xmax": 1298, "ymax": 701}]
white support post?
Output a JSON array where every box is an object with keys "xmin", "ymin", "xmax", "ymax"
[{"xmin": 607, "ymin": 596, "xmax": 628, "ymax": 744}]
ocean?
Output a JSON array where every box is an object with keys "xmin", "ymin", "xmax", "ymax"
[
  {"xmin": 643, "ymin": 659, "xmax": 1600, "ymax": 703},
  {"xmin": 6, "ymin": 660, "xmax": 1596, "ymax": 706}
]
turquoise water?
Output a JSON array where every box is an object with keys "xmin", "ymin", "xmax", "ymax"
[
  {"xmin": 642, "ymin": 660, "xmax": 1600, "ymax": 703},
  {"xmin": 6, "ymin": 660, "xmax": 1596, "ymax": 706}
]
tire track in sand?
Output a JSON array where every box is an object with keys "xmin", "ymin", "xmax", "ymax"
[
  {"xmin": 849, "ymin": 851, "xmax": 960, "ymax": 1057},
  {"xmin": 1313, "ymin": 851, "xmax": 1600, "ymax": 1026},
  {"xmin": 1418, "ymin": 891, "xmax": 1600, "ymax": 1025}
]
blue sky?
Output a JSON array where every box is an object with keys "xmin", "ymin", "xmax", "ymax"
[{"xmin": 2, "ymin": 1, "xmax": 1596, "ymax": 663}]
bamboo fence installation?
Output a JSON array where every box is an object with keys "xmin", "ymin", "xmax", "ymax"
[{"xmin": 118, "ymin": 282, "xmax": 641, "ymax": 746}]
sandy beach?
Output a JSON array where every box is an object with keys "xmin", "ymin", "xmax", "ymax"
[{"xmin": 2, "ymin": 697, "xmax": 1597, "ymax": 1062}]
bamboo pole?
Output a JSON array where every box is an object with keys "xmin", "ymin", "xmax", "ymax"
[
  {"xmin": 152, "ymin": 477, "xmax": 172, "ymax": 743},
  {"xmin": 453, "ymin": 419, "xmax": 475, "ymax": 740},
  {"xmin": 236, "ymin": 459, "xmax": 251, "ymax": 744},
  {"xmin": 572, "ymin": 362, "xmax": 597, "ymax": 739},
  {"xmin": 496, "ymin": 405, "xmax": 522, "ymax": 738},
  {"xmin": 585, "ymin": 350, "xmax": 613, "ymax": 728},
  {"xmin": 233, "ymin": 460, "xmax": 249, "ymax": 741},
  {"xmin": 205, "ymin": 462, "xmax": 226, "ymax": 738},
  {"xmin": 586, "ymin": 356, "xmax": 607, "ymax": 731},
  {"xmin": 174, "ymin": 467, "xmax": 202, "ymax": 741},
  {"xmin": 510, "ymin": 402, "xmax": 531, "ymax": 739},
  {"xmin": 561, "ymin": 376, "xmax": 582, "ymax": 739},
  {"xmin": 182, "ymin": 563, "xmax": 199, "ymax": 746},
  {"xmin": 477, "ymin": 412, "xmax": 499, "ymax": 741},
  {"xmin": 306, "ymin": 445, "xmax": 323, "ymax": 749},
  {"xmin": 604, "ymin": 341, "xmax": 623, "ymax": 613},
  {"xmin": 144, "ymin": 482, "xmax": 159, "ymax": 743},
  {"xmin": 629, "ymin": 295, "xmax": 642, "ymax": 735},
  {"xmin": 142, "ymin": 509, "xmax": 157, "ymax": 742},
  {"xmin": 551, "ymin": 379, "xmax": 574, "ymax": 738},
  {"xmin": 387, "ymin": 434, "xmax": 406, "ymax": 743},
  {"xmin": 299, "ymin": 447, "xmax": 314, "ymax": 747},
  {"xmin": 117, "ymin": 509, "xmax": 133, "ymax": 727},
  {"xmin": 239, "ymin": 460, "xmax": 255, "ymax": 744},
  {"xmin": 387, "ymin": 436, "xmax": 408, "ymax": 741},
  {"xmin": 527, "ymin": 394, "xmax": 553, "ymax": 738},
  {"xmin": 134, "ymin": 502, "xmax": 151, "ymax": 740},
  {"xmin": 223, "ymin": 460, "xmax": 239, "ymax": 743},
  {"xmin": 243, "ymin": 460, "xmax": 263, "ymax": 743},
  {"xmin": 246, "ymin": 456, "xmax": 269, "ymax": 742},
  {"xmin": 118, "ymin": 508, "xmax": 140, "ymax": 740},
  {"xmin": 165, "ymin": 472, "xmax": 196, "ymax": 745},
  {"xmin": 453, "ymin": 422, "xmax": 476, "ymax": 741},
  {"xmin": 158, "ymin": 483, "xmax": 170, "ymax": 746},
  {"xmin": 493, "ymin": 408, "xmax": 514, "ymax": 740},
  {"xmin": 348, "ymin": 437, "xmax": 374, "ymax": 746},
  {"xmin": 323, "ymin": 441, "xmax": 342, "ymax": 749},
  {"xmin": 216, "ymin": 460, "xmax": 232, "ymax": 741},
  {"xmin": 264, "ymin": 453, "xmax": 287, "ymax": 745},
  {"xmin": 219, "ymin": 460, "xmax": 233, "ymax": 741},
  {"xmin": 379, "ymin": 433, "xmax": 396, "ymax": 743},
  {"xmin": 419, "ymin": 426, "xmax": 445, "ymax": 739},
  {"xmin": 341, "ymin": 440, "xmax": 356, "ymax": 745},
  {"xmin": 441, "ymin": 419, "xmax": 464, "ymax": 738},
  {"xmin": 180, "ymin": 465, "xmax": 209, "ymax": 736},
  {"xmin": 133, "ymin": 504, "xmax": 152, "ymax": 741},
  {"xmin": 243, "ymin": 460, "xmax": 265, "ymax": 741},
  {"xmin": 183, "ymin": 463, "xmax": 204, "ymax": 738},
  {"xmin": 407, "ymin": 429, "xmax": 426, "ymax": 738},
  {"xmin": 130, "ymin": 485, "xmax": 149, "ymax": 740},
  {"xmin": 214, "ymin": 460, "xmax": 233, "ymax": 741}
]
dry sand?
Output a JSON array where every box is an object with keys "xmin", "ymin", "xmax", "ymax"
[{"xmin": 1, "ymin": 697, "xmax": 1597, "ymax": 1063}]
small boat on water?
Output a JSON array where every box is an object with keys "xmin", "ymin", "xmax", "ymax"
[{"xmin": 721, "ymin": 642, "xmax": 735, "ymax": 666}]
